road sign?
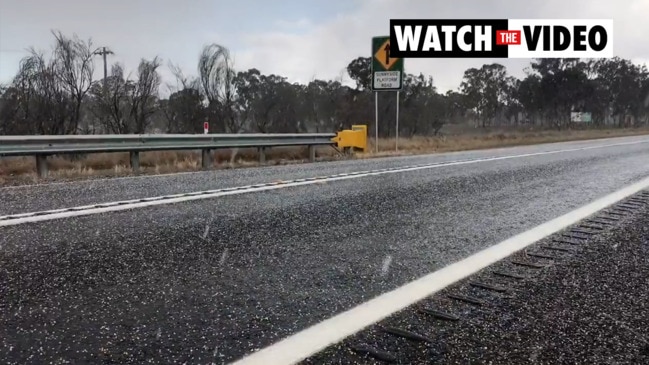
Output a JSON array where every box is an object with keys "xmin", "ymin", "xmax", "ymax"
[
  {"xmin": 372, "ymin": 36, "xmax": 403, "ymax": 91},
  {"xmin": 570, "ymin": 112, "xmax": 592, "ymax": 123},
  {"xmin": 204, "ymin": 121, "xmax": 209, "ymax": 134}
]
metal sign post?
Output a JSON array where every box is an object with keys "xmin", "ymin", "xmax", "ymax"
[
  {"xmin": 375, "ymin": 92, "xmax": 378, "ymax": 153},
  {"xmin": 371, "ymin": 36, "xmax": 403, "ymax": 153},
  {"xmin": 395, "ymin": 91, "xmax": 400, "ymax": 151}
]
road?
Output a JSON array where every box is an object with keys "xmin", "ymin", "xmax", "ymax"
[{"xmin": 2, "ymin": 135, "xmax": 649, "ymax": 364}]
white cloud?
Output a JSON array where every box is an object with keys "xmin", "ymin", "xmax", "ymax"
[{"xmin": 275, "ymin": 18, "xmax": 313, "ymax": 31}]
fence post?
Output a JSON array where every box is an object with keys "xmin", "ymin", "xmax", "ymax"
[
  {"xmin": 202, "ymin": 149, "xmax": 212, "ymax": 170},
  {"xmin": 308, "ymin": 145, "xmax": 316, "ymax": 162},
  {"xmin": 129, "ymin": 151, "xmax": 140, "ymax": 173},
  {"xmin": 35, "ymin": 155, "xmax": 48, "ymax": 178},
  {"xmin": 258, "ymin": 147, "xmax": 266, "ymax": 164}
]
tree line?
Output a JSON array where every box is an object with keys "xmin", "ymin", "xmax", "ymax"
[{"xmin": 1, "ymin": 31, "xmax": 648, "ymax": 136}]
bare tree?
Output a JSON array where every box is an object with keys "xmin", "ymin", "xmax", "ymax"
[
  {"xmin": 198, "ymin": 44, "xmax": 230, "ymax": 103},
  {"xmin": 168, "ymin": 61, "xmax": 200, "ymax": 91},
  {"xmin": 89, "ymin": 59, "xmax": 161, "ymax": 134},
  {"xmin": 89, "ymin": 63, "xmax": 131, "ymax": 133},
  {"xmin": 8, "ymin": 50, "xmax": 70, "ymax": 134},
  {"xmin": 162, "ymin": 62, "xmax": 205, "ymax": 133},
  {"xmin": 197, "ymin": 44, "xmax": 241, "ymax": 132},
  {"xmin": 0, "ymin": 31, "xmax": 96, "ymax": 135},
  {"xmin": 51, "ymin": 30, "xmax": 95, "ymax": 134},
  {"xmin": 128, "ymin": 57, "xmax": 162, "ymax": 133}
]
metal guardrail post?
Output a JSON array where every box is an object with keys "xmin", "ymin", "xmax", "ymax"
[
  {"xmin": 129, "ymin": 151, "xmax": 140, "ymax": 173},
  {"xmin": 35, "ymin": 155, "xmax": 48, "ymax": 178},
  {"xmin": 258, "ymin": 147, "xmax": 266, "ymax": 164},
  {"xmin": 308, "ymin": 145, "xmax": 316, "ymax": 162},
  {"xmin": 202, "ymin": 149, "xmax": 212, "ymax": 170}
]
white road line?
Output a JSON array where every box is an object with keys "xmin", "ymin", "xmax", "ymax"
[
  {"xmin": 230, "ymin": 175, "xmax": 649, "ymax": 365},
  {"xmin": 1, "ymin": 135, "xmax": 645, "ymax": 191},
  {"xmin": 1, "ymin": 138, "xmax": 648, "ymax": 227}
]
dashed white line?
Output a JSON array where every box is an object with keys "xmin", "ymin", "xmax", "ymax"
[
  {"xmin": 1, "ymin": 138, "xmax": 648, "ymax": 227},
  {"xmin": 1, "ymin": 135, "xmax": 645, "ymax": 191}
]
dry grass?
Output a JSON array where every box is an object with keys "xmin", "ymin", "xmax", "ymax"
[
  {"xmin": 2, "ymin": 127, "xmax": 649, "ymax": 185},
  {"xmin": 361, "ymin": 127, "xmax": 649, "ymax": 157},
  {"xmin": 0, "ymin": 146, "xmax": 334, "ymax": 185}
]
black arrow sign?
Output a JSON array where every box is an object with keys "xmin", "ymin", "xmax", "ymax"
[{"xmin": 384, "ymin": 43, "xmax": 390, "ymax": 67}]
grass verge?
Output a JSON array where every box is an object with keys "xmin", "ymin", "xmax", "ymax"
[{"xmin": 2, "ymin": 127, "xmax": 648, "ymax": 186}]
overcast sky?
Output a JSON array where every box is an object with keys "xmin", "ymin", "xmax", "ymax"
[{"xmin": 1, "ymin": 0, "xmax": 648, "ymax": 93}]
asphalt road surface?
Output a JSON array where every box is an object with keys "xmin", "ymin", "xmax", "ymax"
[
  {"xmin": 2, "ymin": 135, "xmax": 649, "ymax": 364},
  {"xmin": 303, "ymin": 195, "xmax": 649, "ymax": 364}
]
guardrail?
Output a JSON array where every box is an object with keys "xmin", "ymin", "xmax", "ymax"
[{"xmin": 0, "ymin": 127, "xmax": 368, "ymax": 178}]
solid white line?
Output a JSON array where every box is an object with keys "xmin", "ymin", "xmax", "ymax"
[
  {"xmin": 1, "ymin": 138, "xmax": 648, "ymax": 227},
  {"xmin": 229, "ymin": 175, "xmax": 649, "ymax": 365}
]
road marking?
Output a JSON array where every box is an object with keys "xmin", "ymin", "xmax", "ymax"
[
  {"xmin": 230, "ymin": 176, "xmax": 649, "ymax": 365},
  {"xmin": 1, "ymin": 138, "xmax": 648, "ymax": 227},
  {"xmin": 1, "ymin": 135, "xmax": 646, "ymax": 191}
]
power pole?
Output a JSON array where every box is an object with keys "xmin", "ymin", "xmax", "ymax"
[{"xmin": 93, "ymin": 47, "xmax": 114, "ymax": 93}]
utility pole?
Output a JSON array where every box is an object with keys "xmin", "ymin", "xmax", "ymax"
[{"xmin": 93, "ymin": 47, "xmax": 114, "ymax": 93}]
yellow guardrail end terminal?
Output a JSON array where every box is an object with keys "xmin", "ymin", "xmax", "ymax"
[{"xmin": 332, "ymin": 125, "xmax": 367, "ymax": 152}]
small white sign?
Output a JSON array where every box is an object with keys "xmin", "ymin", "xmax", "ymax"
[
  {"xmin": 571, "ymin": 112, "xmax": 592, "ymax": 122},
  {"xmin": 374, "ymin": 71, "xmax": 401, "ymax": 89}
]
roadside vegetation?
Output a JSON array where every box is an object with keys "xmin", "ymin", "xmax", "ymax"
[{"xmin": 1, "ymin": 31, "xmax": 648, "ymax": 185}]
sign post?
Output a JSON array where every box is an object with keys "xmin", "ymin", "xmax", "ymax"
[
  {"xmin": 371, "ymin": 36, "xmax": 403, "ymax": 153},
  {"xmin": 375, "ymin": 92, "xmax": 378, "ymax": 153},
  {"xmin": 395, "ymin": 91, "xmax": 400, "ymax": 151},
  {"xmin": 204, "ymin": 121, "xmax": 209, "ymax": 134}
]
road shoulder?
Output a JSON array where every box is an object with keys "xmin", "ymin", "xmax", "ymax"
[{"xmin": 303, "ymin": 193, "xmax": 649, "ymax": 364}]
